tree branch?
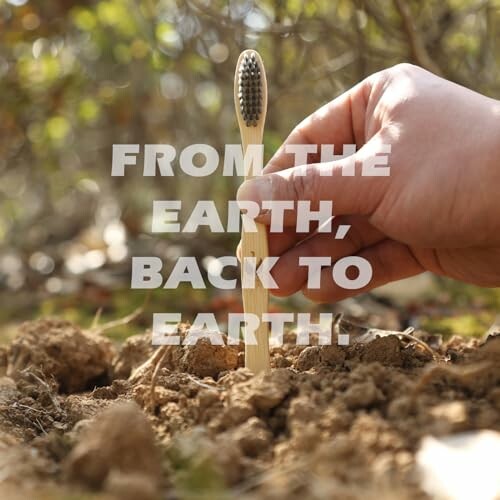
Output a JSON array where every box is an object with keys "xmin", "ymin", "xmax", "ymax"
[{"xmin": 393, "ymin": 0, "xmax": 443, "ymax": 76}]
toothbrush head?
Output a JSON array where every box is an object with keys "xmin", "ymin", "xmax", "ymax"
[{"xmin": 237, "ymin": 51, "xmax": 263, "ymax": 127}]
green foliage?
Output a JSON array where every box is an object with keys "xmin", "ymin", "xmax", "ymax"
[
  {"xmin": 166, "ymin": 429, "xmax": 229, "ymax": 499},
  {"xmin": 2, "ymin": 0, "xmax": 499, "ymax": 244},
  {"xmin": 1, "ymin": 0, "xmax": 499, "ymax": 322},
  {"xmin": 421, "ymin": 312, "xmax": 494, "ymax": 338},
  {"xmin": 437, "ymin": 279, "xmax": 500, "ymax": 309},
  {"xmin": 418, "ymin": 279, "xmax": 500, "ymax": 337}
]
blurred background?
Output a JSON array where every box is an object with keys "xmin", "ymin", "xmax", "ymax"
[{"xmin": 0, "ymin": 0, "xmax": 499, "ymax": 340}]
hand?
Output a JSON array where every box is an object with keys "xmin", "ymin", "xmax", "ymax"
[{"xmin": 237, "ymin": 63, "xmax": 500, "ymax": 303}]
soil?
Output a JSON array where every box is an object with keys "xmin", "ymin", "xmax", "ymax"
[{"xmin": 0, "ymin": 317, "xmax": 499, "ymax": 499}]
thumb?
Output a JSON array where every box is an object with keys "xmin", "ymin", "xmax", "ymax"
[{"xmin": 237, "ymin": 134, "xmax": 393, "ymax": 225}]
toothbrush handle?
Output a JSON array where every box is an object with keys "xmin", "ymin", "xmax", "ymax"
[
  {"xmin": 241, "ymin": 220, "xmax": 270, "ymax": 373},
  {"xmin": 234, "ymin": 49, "xmax": 270, "ymax": 374}
]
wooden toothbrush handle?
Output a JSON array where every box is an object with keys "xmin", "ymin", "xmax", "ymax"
[
  {"xmin": 241, "ymin": 220, "xmax": 270, "ymax": 373},
  {"xmin": 234, "ymin": 48, "xmax": 270, "ymax": 374}
]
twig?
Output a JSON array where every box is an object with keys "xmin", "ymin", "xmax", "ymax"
[
  {"xmin": 186, "ymin": 374, "xmax": 222, "ymax": 391},
  {"xmin": 90, "ymin": 307, "xmax": 102, "ymax": 330},
  {"xmin": 397, "ymin": 327, "xmax": 438, "ymax": 360},
  {"xmin": 129, "ymin": 339, "xmax": 171, "ymax": 383},
  {"xmin": 149, "ymin": 346, "xmax": 169, "ymax": 411},
  {"xmin": 12, "ymin": 402, "xmax": 45, "ymax": 414},
  {"xmin": 393, "ymin": 0, "xmax": 443, "ymax": 76},
  {"xmin": 89, "ymin": 292, "xmax": 150, "ymax": 335},
  {"xmin": 331, "ymin": 312, "xmax": 344, "ymax": 341},
  {"xmin": 34, "ymin": 417, "xmax": 47, "ymax": 435},
  {"xmin": 26, "ymin": 371, "xmax": 61, "ymax": 412},
  {"xmin": 90, "ymin": 304, "xmax": 143, "ymax": 334}
]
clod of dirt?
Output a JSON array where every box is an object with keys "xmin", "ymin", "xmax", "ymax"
[
  {"xmin": 105, "ymin": 470, "xmax": 160, "ymax": 500},
  {"xmin": 228, "ymin": 369, "xmax": 293, "ymax": 415},
  {"xmin": 127, "ymin": 330, "xmax": 240, "ymax": 382},
  {"xmin": 63, "ymin": 393, "xmax": 114, "ymax": 426},
  {"xmin": 295, "ymin": 344, "xmax": 346, "ymax": 371},
  {"xmin": 342, "ymin": 379, "xmax": 385, "ymax": 410},
  {"xmin": 294, "ymin": 346, "xmax": 321, "ymax": 371},
  {"xmin": 321, "ymin": 344, "xmax": 347, "ymax": 365},
  {"xmin": 0, "ymin": 371, "xmax": 68, "ymax": 441},
  {"xmin": 473, "ymin": 334, "xmax": 500, "ymax": 362},
  {"xmin": 113, "ymin": 332, "xmax": 154, "ymax": 379},
  {"xmin": 7, "ymin": 319, "xmax": 115, "ymax": 393},
  {"xmin": 0, "ymin": 437, "xmax": 56, "ymax": 488},
  {"xmin": 64, "ymin": 401, "xmax": 161, "ymax": 496},
  {"xmin": 176, "ymin": 338, "xmax": 239, "ymax": 378},
  {"xmin": 146, "ymin": 337, "xmax": 239, "ymax": 380},
  {"xmin": 360, "ymin": 335, "xmax": 404, "ymax": 366},
  {"xmin": 230, "ymin": 416, "xmax": 272, "ymax": 457}
]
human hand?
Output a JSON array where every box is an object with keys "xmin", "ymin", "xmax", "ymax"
[{"xmin": 237, "ymin": 63, "xmax": 500, "ymax": 302}]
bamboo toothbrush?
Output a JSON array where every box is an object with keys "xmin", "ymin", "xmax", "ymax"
[{"xmin": 234, "ymin": 49, "xmax": 270, "ymax": 374}]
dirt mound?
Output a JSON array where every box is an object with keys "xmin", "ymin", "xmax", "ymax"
[
  {"xmin": 112, "ymin": 332, "xmax": 154, "ymax": 379},
  {"xmin": 0, "ymin": 318, "xmax": 499, "ymax": 499},
  {"xmin": 65, "ymin": 401, "xmax": 162, "ymax": 499},
  {"xmin": 6, "ymin": 319, "xmax": 115, "ymax": 393},
  {"xmin": 115, "ymin": 327, "xmax": 239, "ymax": 380}
]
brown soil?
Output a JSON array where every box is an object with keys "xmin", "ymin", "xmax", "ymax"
[{"xmin": 0, "ymin": 318, "xmax": 499, "ymax": 499}]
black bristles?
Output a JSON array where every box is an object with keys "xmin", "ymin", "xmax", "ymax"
[{"xmin": 238, "ymin": 53, "xmax": 262, "ymax": 127}]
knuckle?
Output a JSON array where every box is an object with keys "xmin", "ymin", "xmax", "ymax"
[
  {"xmin": 369, "ymin": 245, "xmax": 389, "ymax": 282},
  {"xmin": 290, "ymin": 165, "xmax": 320, "ymax": 201},
  {"xmin": 391, "ymin": 62, "xmax": 419, "ymax": 75},
  {"xmin": 344, "ymin": 225, "xmax": 363, "ymax": 250}
]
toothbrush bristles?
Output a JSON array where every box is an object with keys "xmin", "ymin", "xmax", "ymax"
[{"xmin": 238, "ymin": 52, "xmax": 262, "ymax": 127}]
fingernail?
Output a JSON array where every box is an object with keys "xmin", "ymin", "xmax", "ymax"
[{"xmin": 237, "ymin": 177, "xmax": 272, "ymax": 205}]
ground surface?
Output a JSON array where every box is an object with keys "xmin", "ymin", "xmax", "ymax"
[{"xmin": 0, "ymin": 317, "xmax": 499, "ymax": 499}]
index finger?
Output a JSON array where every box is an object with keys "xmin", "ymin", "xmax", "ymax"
[{"xmin": 264, "ymin": 78, "xmax": 372, "ymax": 174}]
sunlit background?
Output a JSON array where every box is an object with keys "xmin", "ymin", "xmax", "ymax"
[{"xmin": 1, "ymin": 0, "xmax": 499, "ymax": 339}]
